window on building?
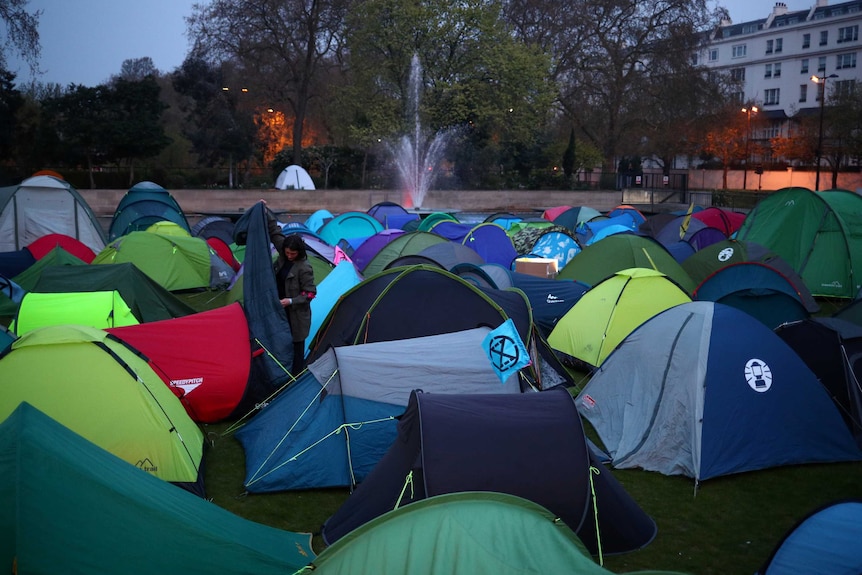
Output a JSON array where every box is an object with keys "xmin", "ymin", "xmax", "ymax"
[
  {"xmin": 731, "ymin": 67, "xmax": 746, "ymax": 81},
  {"xmin": 838, "ymin": 25, "xmax": 859, "ymax": 43},
  {"xmin": 800, "ymin": 84, "xmax": 808, "ymax": 102},
  {"xmin": 835, "ymin": 79, "xmax": 856, "ymax": 97},
  {"xmin": 818, "ymin": 56, "xmax": 827, "ymax": 71},
  {"xmin": 764, "ymin": 88, "xmax": 780, "ymax": 105},
  {"xmin": 801, "ymin": 58, "xmax": 809, "ymax": 73},
  {"xmin": 837, "ymin": 52, "xmax": 857, "ymax": 69},
  {"xmin": 775, "ymin": 38, "xmax": 783, "ymax": 53},
  {"xmin": 766, "ymin": 39, "xmax": 774, "ymax": 54},
  {"xmin": 774, "ymin": 62, "xmax": 781, "ymax": 77},
  {"xmin": 820, "ymin": 30, "xmax": 829, "ymax": 46},
  {"xmin": 732, "ymin": 91, "xmax": 745, "ymax": 104},
  {"xmin": 709, "ymin": 48, "xmax": 718, "ymax": 61},
  {"xmin": 732, "ymin": 44, "xmax": 747, "ymax": 58},
  {"xmin": 765, "ymin": 63, "xmax": 773, "ymax": 78},
  {"xmin": 803, "ymin": 33, "xmax": 811, "ymax": 48}
]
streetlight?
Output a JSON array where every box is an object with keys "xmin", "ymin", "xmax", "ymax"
[
  {"xmin": 741, "ymin": 106, "xmax": 758, "ymax": 190},
  {"xmin": 811, "ymin": 73, "xmax": 838, "ymax": 191}
]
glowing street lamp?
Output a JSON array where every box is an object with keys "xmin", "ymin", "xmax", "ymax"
[
  {"xmin": 811, "ymin": 73, "xmax": 838, "ymax": 191},
  {"xmin": 741, "ymin": 106, "xmax": 758, "ymax": 190}
]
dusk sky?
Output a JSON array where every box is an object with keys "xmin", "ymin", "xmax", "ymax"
[{"xmin": 10, "ymin": 0, "xmax": 789, "ymax": 88}]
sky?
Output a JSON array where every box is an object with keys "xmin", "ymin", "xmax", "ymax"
[{"xmin": 8, "ymin": 0, "xmax": 798, "ymax": 88}]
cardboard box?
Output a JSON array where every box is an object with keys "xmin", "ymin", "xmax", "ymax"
[{"xmin": 515, "ymin": 257, "xmax": 558, "ymax": 279}]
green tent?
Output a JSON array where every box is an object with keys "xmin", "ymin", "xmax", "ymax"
[
  {"xmin": 558, "ymin": 234, "xmax": 696, "ymax": 293},
  {"xmin": 0, "ymin": 402, "xmax": 315, "ymax": 575},
  {"xmin": 32, "ymin": 262, "xmax": 197, "ymax": 322},
  {"xmin": 308, "ymin": 491, "xmax": 687, "ymax": 575},
  {"xmin": 93, "ymin": 231, "xmax": 235, "ymax": 292},
  {"xmin": 0, "ymin": 324, "xmax": 204, "ymax": 491},
  {"xmin": 11, "ymin": 290, "xmax": 139, "ymax": 335},
  {"xmin": 0, "ymin": 246, "xmax": 88, "ymax": 318},
  {"xmin": 737, "ymin": 187, "xmax": 862, "ymax": 298},
  {"xmin": 362, "ymin": 231, "xmax": 448, "ymax": 277},
  {"xmin": 548, "ymin": 268, "xmax": 691, "ymax": 369}
]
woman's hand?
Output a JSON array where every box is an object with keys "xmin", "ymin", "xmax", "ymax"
[{"xmin": 280, "ymin": 298, "xmax": 292, "ymax": 307}]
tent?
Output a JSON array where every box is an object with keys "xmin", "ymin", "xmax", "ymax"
[
  {"xmin": 756, "ymin": 499, "xmax": 862, "ymax": 575},
  {"xmin": 736, "ymin": 187, "xmax": 862, "ymax": 298},
  {"xmin": 367, "ymin": 201, "xmax": 418, "ymax": 229},
  {"xmin": 191, "ymin": 215, "xmax": 235, "ymax": 246},
  {"xmin": 0, "ymin": 402, "xmax": 315, "ymax": 575},
  {"xmin": 558, "ymin": 234, "xmax": 696, "ymax": 294},
  {"xmin": 0, "ymin": 246, "xmax": 88, "ymax": 319},
  {"xmin": 93, "ymin": 231, "xmax": 236, "ymax": 291},
  {"xmin": 32, "ymin": 262, "xmax": 197, "ymax": 322},
  {"xmin": 275, "ymin": 164, "xmax": 315, "ymax": 190},
  {"xmin": 693, "ymin": 261, "xmax": 813, "ymax": 329},
  {"xmin": 576, "ymin": 302, "xmax": 862, "ymax": 482},
  {"xmin": 321, "ymin": 388, "xmax": 658, "ymax": 556},
  {"xmin": 0, "ymin": 175, "xmax": 106, "ymax": 254},
  {"xmin": 11, "ymin": 290, "xmax": 139, "ymax": 335},
  {"xmin": 548, "ymin": 268, "xmax": 691, "ymax": 369},
  {"xmin": 308, "ymin": 265, "xmax": 531, "ymax": 362},
  {"xmin": 305, "ymin": 260, "xmax": 364, "ymax": 356},
  {"xmin": 360, "ymin": 231, "xmax": 448, "ymax": 277},
  {"xmin": 310, "ymin": 492, "xmax": 686, "ymax": 575},
  {"xmin": 775, "ymin": 317, "xmax": 862, "ymax": 448},
  {"xmin": 26, "ymin": 233, "xmax": 97, "ymax": 263},
  {"xmin": 681, "ymin": 239, "xmax": 819, "ymax": 314},
  {"xmin": 691, "ymin": 206, "xmax": 746, "ymax": 236},
  {"xmin": 350, "ymin": 229, "xmax": 406, "ymax": 272},
  {"xmin": 0, "ymin": 324, "xmax": 205, "ymax": 494},
  {"xmin": 236, "ymin": 327, "xmax": 526, "ymax": 492},
  {"xmin": 108, "ymin": 181, "xmax": 190, "ymax": 241},
  {"xmin": 508, "ymin": 271, "xmax": 590, "ymax": 336},
  {"xmin": 551, "ymin": 206, "xmax": 603, "ymax": 231},
  {"xmin": 107, "ymin": 303, "xmax": 270, "ymax": 423},
  {"xmin": 417, "ymin": 240, "xmax": 486, "ymax": 270},
  {"xmin": 317, "ymin": 211, "xmax": 383, "ymax": 246},
  {"xmin": 427, "ymin": 221, "xmax": 518, "ymax": 268}
]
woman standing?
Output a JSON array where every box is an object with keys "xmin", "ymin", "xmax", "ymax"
[{"xmin": 274, "ymin": 234, "xmax": 316, "ymax": 376}]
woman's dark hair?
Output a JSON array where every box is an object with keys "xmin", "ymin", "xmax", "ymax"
[{"xmin": 283, "ymin": 234, "xmax": 308, "ymax": 260}]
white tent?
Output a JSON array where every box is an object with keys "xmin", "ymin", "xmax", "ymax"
[
  {"xmin": 275, "ymin": 165, "xmax": 315, "ymax": 190},
  {"xmin": 0, "ymin": 175, "xmax": 106, "ymax": 253}
]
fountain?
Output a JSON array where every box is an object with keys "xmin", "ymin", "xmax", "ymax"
[{"xmin": 390, "ymin": 54, "xmax": 455, "ymax": 210}]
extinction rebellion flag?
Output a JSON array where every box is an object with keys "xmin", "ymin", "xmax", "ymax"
[{"xmin": 482, "ymin": 318, "xmax": 531, "ymax": 384}]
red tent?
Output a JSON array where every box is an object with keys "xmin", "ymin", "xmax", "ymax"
[
  {"xmin": 692, "ymin": 207, "xmax": 746, "ymax": 237},
  {"xmin": 27, "ymin": 233, "xmax": 97, "ymax": 263},
  {"xmin": 108, "ymin": 303, "xmax": 256, "ymax": 422}
]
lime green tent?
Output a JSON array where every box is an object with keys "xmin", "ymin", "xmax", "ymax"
[
  {"xmin": 308, "ymin": 492, "xmax": 688, "ymax": 575},
  {"xmin": 0, "ymin": 402, "xmax": 315, "ymax": 575},
  {"xmin": 737, "ymin": 187, "xmax": 862, "ymax": 298},
  {"xmin": 548, "ymin": 268, "xmax": 691, "ymax": 369},
  {"xmin": 0, "ymin": 324, "xmax": 204, "ymax": 493},
  {"xmin": 93, "ymin": 231, "xmax": 235, "ymax": 292},
  {"xmin": 0, "ymin": 246, "xmax": 87, "ymax": 319},
  {"xmin": 11, "ymin": 290, "xmax": 139, "ymax": 335}
]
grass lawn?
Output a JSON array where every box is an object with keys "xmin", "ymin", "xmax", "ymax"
[{"xmin": 202, "ymin": 404, "xmax": 862, "ymax": 574}]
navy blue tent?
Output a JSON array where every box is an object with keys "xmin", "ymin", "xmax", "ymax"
[
  {"xmin": 321, "ymin": 388, "xmax": 658, "ymax": 556},
  {"xmin": 508, "ymin": 271, "xmax": 590, "ymax": 336},
  {"xmin": 757, "ymin": 499, "xmax": 862, "ymax": 575},
  {"xmin": 428, "ymin": 221, "xmax": 518, "ymax": 268}
]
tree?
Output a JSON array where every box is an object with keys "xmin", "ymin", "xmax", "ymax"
[
  {"xmin": 0, "ymin": 66, "xmax": 22, "ymax": 162},
  {"xmin": 105, "ymin": 76, "xmax": 171, "ymax": 184},
  {"xmin": 701, "ymin": 108, "xmax": 747, "ymax": 190},
  {"xmin": 527, "ymin": 0, "xmax": 716, "ymax": 173},
  {"xmin": 562, "ymin": 127, "xmax": 575, "ymax": 179},
  {"xmin": 117, "ymin": 57, "xmax": 157, "ymax": 82},
  {"xmin": 186, "ymin": 0, "xmax": 349, "ymax": 165},
  {"xmin": 172, "ymin": 57, "xmax": 258, "ymax": 186},
  {"xmin": 0, "ymin": 0, "xmax": 41, "ymax": 75}
]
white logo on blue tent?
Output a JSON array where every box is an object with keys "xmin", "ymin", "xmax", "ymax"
[{"xmin": 744, "ymin": 358, "xmax": 772, "ymax": 393}]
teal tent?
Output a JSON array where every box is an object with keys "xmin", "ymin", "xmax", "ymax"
[
  {"xmin": 0, "ymin": 402, "xmax": 315, "ymax": 575},
  {"xmin": 108, "ymin": 181, "xmax": 190, "ymax": 240},
  {"xmin": 308, "ymin": 492, "xmax": 685, "ymax": 575}
]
